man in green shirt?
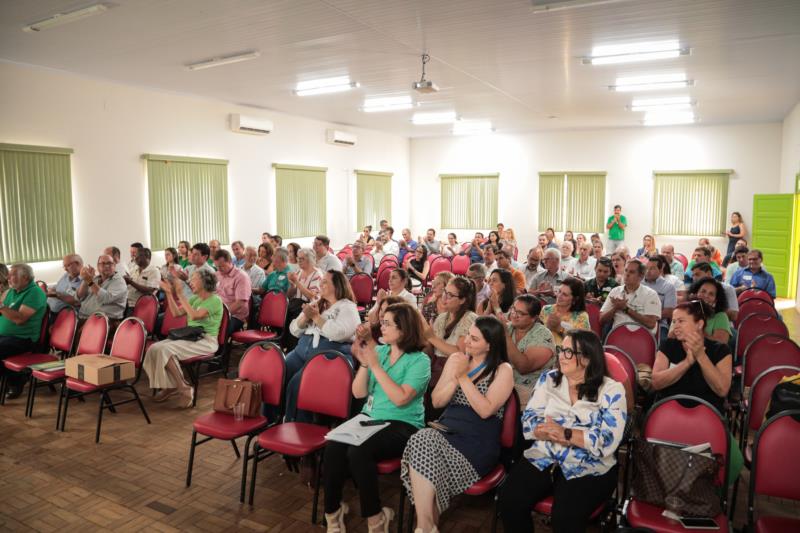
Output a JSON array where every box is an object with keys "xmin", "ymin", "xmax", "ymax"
[
  {"xmin": 260, "ymin": 247, "xmax": 291, "ymax": 294},
  {"xmin": 606, "ymin": 204, "xmax": 627, "ymax": 253},
  {"xmin": 0, "ymin": 263, "xmax": 47, "ymax": 399}
]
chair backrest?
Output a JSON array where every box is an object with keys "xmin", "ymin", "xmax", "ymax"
[
  {"xmin": 737, "ymin": 298, "xmax": 778, "ymax": 324},
  {"xmin": 377, "ymin": 266, "xmax": 394, "ymax": 292},
  {"xmin": 500, "ymin": 391, "xmax": 520, "ymax": 449},
  {"xmin": 336, "ymin": 250, "xmax": 349, "ymax": 262},
  {"xmin": 604, "ymin": 345, "xmax": 639, "ymax": 398},
  {"xmin": 258, "ymin": 291, "xmax": 288, "ymax": 329},
  {"xmin": 160, "ymin": 303, "xmax": 188, "ymax": 337},
  {"xmin": 605, "ymin": 352, "xmax": 634, "ymax": 413},
  {"xmin": 34, "ymin": 306, "xmax": 51, "ymax": 349},
  {"xmin": 49, "ymin": 307, "xmax": 78, "ymax": 353},
  {"xmin": 402, "ymin": 253, "xmax": 414, "ymax": 269},
  {"xmin": 217, "ymin": 305, "xmax": 231, "ymax": 349},
  {"xmin": 744, "ymin": 366, "xmax": 800, "ymax": 434},
  {"xmin": 364, "ymin": 253, "xmax": 375, "ymax": 271},
  {"xmin": 742, "ymin": 333, "xmax": 800, "ymax": 388},
  {"xmin": 748, "ymin": 410, "xmax": 800, "ymax": 525},
  {"xmin": 605, "ymin": 322, "xmax": 657, "ymax": 367},
  {"xmin": 239, "ymin": 342, "xmax": 286, "ymax": 407},
  {"xmin": 586, "ymin": 302, "xmax": 602, "ymax": 337},
  {"xmin": 109, "ymin": 317, "xmax": 147, "ymax": 368},
  {"xmin": 643, "ymin": 395, "xmax": 729, "ymax": 488},
  {"xmin": 736, "ymin": 314, "xmax": 789, "ymax": 360},
  {"xmin": 131, "ymin": 294, "xmax": 159, "ymax": 335},
  {"xmin": 738, "ymin": 288, "xmax": 774, "ymax": 306},
  {"xmin": 76, "ymin": 313, "xmax": 109, "ymax": 355},
  {"xmin": 36, "ymin": 280, "xmax": 48, "ymax": 293},
  {"xmin": 380, "ymin": 254, "xmax": 398, "ymax": 265},
  {"xmin": 349, "ymin": 273, "xmax": 374, "ymax": 307},
  {"xmin": 429, "ymin": 257, "xmax": 452, "ymax": 279},
  {"xmin": 296, "ymin": 351, "xmax": 353, "ymax": 419},
  {"xmin": 451, "ymin": 254, "xmax": 470, "ymax": 275},
  {"xmin": 674, "ymin": 253, "xmax": 688, "ymax": 269}
]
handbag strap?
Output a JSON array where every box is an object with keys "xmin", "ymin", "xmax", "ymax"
[{"xmin": 225, "ymin": 382, "xmax": 246, "ymax": 409}]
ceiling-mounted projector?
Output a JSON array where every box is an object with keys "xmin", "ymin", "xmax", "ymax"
[{"xmin": 413, "ymin": 53, "xmax": 439, "ymax": 93}]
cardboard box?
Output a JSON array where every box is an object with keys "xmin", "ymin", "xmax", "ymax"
[{"xmin": 65, "ymin": 354, "xmax": 135, "ymax": 385}]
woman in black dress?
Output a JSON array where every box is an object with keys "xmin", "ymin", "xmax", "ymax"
[{"xmin": 723, "ymin": 211, "xmax": 746, "ymax": 266}]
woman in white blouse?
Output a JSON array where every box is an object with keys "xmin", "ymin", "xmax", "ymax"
[
  {"xmin": 283, "ymin": 270, "xmax": 361, "ymax": 422},
  {"xmin": 377, "ymin": 268, "xmax": 417, "ymax": 307},
  {"xmin": 498, "ymin": 329, "xmax": 627, "ymax": 533},
  {"xmin": 287, "ymin": 247, "xmax": 322, "ymax": 302},
  {"xmin": 441, "ymin": 233, "xmax": 460, "ymax": 258}
]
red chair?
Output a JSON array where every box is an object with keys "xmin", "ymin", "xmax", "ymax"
[
  {"xmin": 737, "ymin": 298, "xmax": 778, "ymax": 324},
  {"xmin": 735, "ymin": 314, "xmax": 789, "ymax": 363},
  {"xmin": 428, "ymin": 256, "xmax": 452, "ymax": 279},
  {"xmin": 377, "ymin": 266, "xmax": 395, "ymax": 292},
  {"xmin": 452, "ymin": 254, "xmax": 470, "ymax": 275},
  {"xmin": 187, "ymin": 342, "xmax": 286, "ymax": 502},
  {"xmin": 586, "ymin": 302, "xmax": 602, "ymax": 337},
  {"xmin": 402, "ymin": 253, "xmax": 414, "ymax": 269},
  {"xmin": 737, "ymin": 288, "xmax": 774, "ymax": 306},
  {"xmin": 741, "ymin": 334, "xmax": 800, "ymax": 396},
  {"xmin": 58, "ymin": 317, "xmax": 150, "ymax": 442},
  {"xmin": 349, "ymin": 273, "xmax": 374, "ymax": 313},
  {"xmin": 674, "ymin": 253, "xmax": 688, "ymax": 270},
  {"xmin": 35, "ymin": 280, "xmax": 48, "ymax": 293},
  {"xmin": 740, "ymin": 365, "xmax": 800, "ymax": 463},
  {"xmin": 247, "ymin": 351, "xmax": 353, "ymax": 522},
  {"xmin": 231, "ymin": 291, "xmax": 287, "ymax": 347},
  {"xmin": 746, "ymin": 410, "xmax": 800, "ymax": 532},
  {"xmin": 380, "ymin": 254, "xmax": 398, "ymax": 265},
  {"xmin": 604, "ymin": 322, "xmax": 657, "ymax": 367},
  {"xmin": 604, "ymin": 346, "xmax": 639, "ymax": 403},
  {"xmin": 180, "ymin": 305, "xmax": 231, "ymax": 407},
  {"xmin": 364, "ymin": 253, "xmax": 375, "ymax": 273},
  {"xmin": 0, "ymin": 307, "xmax": 57, "ymax": 406},
  {"xmin": 626, "ymin": 395, "xmax": 731, "ymax": 532},
  {"xmin": 131, "ymin": 294, "xmax": 159, "ymax": 336}
]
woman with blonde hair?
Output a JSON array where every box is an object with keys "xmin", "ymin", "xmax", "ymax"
[{"xmin": 636, "ymin": 234, "xmax": 658, "ymax": 258}]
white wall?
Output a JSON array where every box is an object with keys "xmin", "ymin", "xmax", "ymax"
[
  {"xmin": 781, "ymin": 101, "xmax": 800, "ymax": 194},
  {"xmin": 0, "ymin": 61, "xmax": 410, "ymax": 284},
  {"xmin": 410, "ymin": 123, "xmax": 783, "ymax": 258}
]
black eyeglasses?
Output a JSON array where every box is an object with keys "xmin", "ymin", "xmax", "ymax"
[
  {"xmin": 556, "ymin": 346, "xmax": 583, "ymax": 359},
  {"xmin": 688, "ymin": 299, "xmax": 707, "ymax": 321}
]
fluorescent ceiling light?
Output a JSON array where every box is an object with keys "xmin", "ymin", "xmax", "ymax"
[
  {"xmin": 630, "ymin": 96, "xmax": 695, "ymax": 112},
  {"xmin": 585, "ymin": 40, "xmax": 690, "ymax": 65},
  {"xmin": 23, "ymin": 3, "xmax": 107, "ymax": 32},
  {"xmin": 531, "ymin": 0, "xmax": 634, "ymax": 13},
  {"xmin": 611, "ymin": 73, "xmax": 693, "ymax": 92},
  {"xmin": 186, "ymin": 51, "xmax": 261, "ymax": 71},
  {"xmin": 362, "ymin": 95, "xmax": 414, "ymax": 113},
  {"xmin": 643, "ymin": 111, "xmax": 696, "ymax": 126},
  {"xmin": 411, "ymin": 111, "xmax": 457, "ymax": 125},
  {"xmin": 294, "ymin": 76, "xmax": 359, "ymax": 96},
  {"xmin": 452, "ymin": 120, "xmax": 495, "ymax": 135}
]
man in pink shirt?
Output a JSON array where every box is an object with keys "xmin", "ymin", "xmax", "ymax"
[{"xmin": 213, "ymin": 249, "xmax": 251, "ymax": 334}]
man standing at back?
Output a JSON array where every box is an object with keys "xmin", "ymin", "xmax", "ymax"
[{"xmin": 606, "ymin": 204, "xmax": 627, "ymax": 253}]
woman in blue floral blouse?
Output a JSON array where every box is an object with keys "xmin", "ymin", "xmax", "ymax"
[{"xmin": 498, "ymin": 329, "xmax": 627, "ymax": 532}]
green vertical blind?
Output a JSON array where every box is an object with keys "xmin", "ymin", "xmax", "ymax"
[
  {"xmin": 0, "ymin": 144, "xmax": 75, "ymax": 263},
  {"xmin": 145, "ymin": 154, "xmax": 229, "ymax": 250},
  {"xmin": 355, "ymin": 170, "xmax": 392, "ymax": 231},
  {"xmin": 440, "ymin": 174, "xmax": 499, "ymax": 229},
  {"xmin": 538, "ymin": 173, "xmax": 565, "ymax": 231},
  {"xmin": 565, "ymin": 173, "xmax": 607, "ymax": 233},
  {"xmin": 275, "ymin": 164, "xmax": 327, "ymax": 238},
  {"xmin": 652, "ymin": 170, "xmax": 731, "ymax": 235}
]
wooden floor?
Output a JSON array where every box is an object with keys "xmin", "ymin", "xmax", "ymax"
[{"xmin": 2, "ymin": 305, "xmax": 799, "ymax": 532}]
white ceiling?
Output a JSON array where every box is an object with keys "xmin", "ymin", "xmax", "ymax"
[{"xmin": 1, "ymin": 0, "xmax": 799, "ymax": 137}]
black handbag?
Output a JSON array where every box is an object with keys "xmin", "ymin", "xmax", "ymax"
[
  {"xmin": 168, "ymin": 326, "xmax": 205, "ymax": 341},
  {"xmin": 765, "ymin": 373, "xmax": 800, "ymax": 421}
]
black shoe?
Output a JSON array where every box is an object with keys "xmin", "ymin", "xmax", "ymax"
[{"xmin": 5, "ymin": 385, "xmax": 23, "ymax": 400}]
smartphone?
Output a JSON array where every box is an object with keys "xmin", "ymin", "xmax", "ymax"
[
  {"xmin": 359, "ymin": 419, "xmax": 386, "ymax": 427},
  {"xmin": 677, "ymin": 517, "xmax": 719, "ymax": 529},
  {"xmin": 427, "ymin": 421, "xmax": 454, "ymax": 434}
]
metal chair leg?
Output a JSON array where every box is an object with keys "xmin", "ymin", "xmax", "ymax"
[
  {"xmin": 59, "ymin": 388, "xmax": 72, "ymax": 431},
  {"xmin": 95, "ymin": 392, "xmax": 108, "ymax": 443},
  {"xmin": 240, "ymin": 435, "xmax": 255, "ymax": 503},
  {"xmin": 186, "ymin": 430, "xmax": 198, "ymax": 487},
  {"xmin": 311, "ymin": 452, "xmax": 323, "ymax": 524},
  {"xmin": 129, "ymin": 385, "xmax": 151, "ymax": 424},
  {"xmin": 231, "ymin": 439, "xmax": 241, "ymax": 458},
  {"xmin": 248, "ymin": 443, "xmax": 260, "ymax": 505},
  {"xmin": 55, "ymin": 381, "xmax": 65, "ymax": 430},
  {"xmin": 25, "ymin": 374, "xmax": 36, "ymax": 418}
]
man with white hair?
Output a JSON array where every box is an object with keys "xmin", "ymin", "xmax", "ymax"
[
  {"xmin": 572, "ymin": 243, "xmax": 597, "ymax": 280},
  {"xmin": 77, "ymin": 254, "xmax": 128, "ymax": 326},
  {"xmin": 47, "ymin": 254, "xmax": 84, "ymax": 313},
  {"xmin": 559, "ymin": 241, "xmax": 577, "ymax": 274},
  {"xmin": 0, "ymin": 263, "xmax": 48, "ymax": 399},
  {"xmin": 528, "ymin": 248, "xmax": 569, "ymax": 304}
]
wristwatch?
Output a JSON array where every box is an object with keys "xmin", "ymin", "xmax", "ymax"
[{"xmin": 563, "ymin": 428, "xmax": 572, "ymax": 442}]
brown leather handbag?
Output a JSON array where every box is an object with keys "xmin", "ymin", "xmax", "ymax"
[{"xmin": 213, "ymin": 379, "xmax": 262, "ymax": 418}]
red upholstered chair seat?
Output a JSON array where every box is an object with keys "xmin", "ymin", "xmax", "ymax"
[
  {"xmin": 31, "ymin": 368, "xmax": 66, "ymax": 382},
  {"xmin": 627, "ymin": 500, "xmax": 729, "ymax": 533},
  {"xmin": 533, "ymin": 496, "xmax": 604, "ymax": 519},
  {"xmin": 192, "ymin": 412, "xmax": 269, "ymax": 440},
  {"xmin": 256, "ymin": 422, "xmax": 330, "ymax": 456},
  {"xmin": 463, "ymin": 464, "xmax": 505, "ymax": 496},
  {"xmin": 64, "ymin": 377, "xmax": 101, "ymax": 394},
  {"xmin": 231, "ymin": 330, "xmax": 279, "ymax": 344},
  {"xmin": 4, "ymin": 353, "xmax": 58, "ymax": 372},
  {"xmin": 756, "ymin": 516, "xmax": 800, "ymax": 533},
  {"xmin": 377, "ymin": 458, "xmax": 402, "ymax": 475}
]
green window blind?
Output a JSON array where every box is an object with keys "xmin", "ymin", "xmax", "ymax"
[
  {"xmin": 355, "ymin": 170, "xmax": 392, "ymax": 231},
  {"xmin": 0, "ymin": 143, "xmax": 75, "ymax": 263},
  {"xmin": 538, "ymin": 173, "xmax": 565, "ymax": 231},
  {"xmin": 145, "ymin": 154, "xmax": 229, "ymax": 250},
  {"xmin": 440, "ymin": 174, "xmax": 499, "ymax": 229},
  {"xmin": 653, "ymin": 170, "xmax": 731, "ymax": 236},
  {"xmin": 566, "ymin": 173, "xmax": 607, "ymax": 233},
  {"xmin": 274, "ymin": 164, "xmax": 327, "ymax": 238}
]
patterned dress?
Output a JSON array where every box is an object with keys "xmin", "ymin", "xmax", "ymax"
[{"xmin": 401, "ymin": 375, "xmax": 504, "ymax": 512}]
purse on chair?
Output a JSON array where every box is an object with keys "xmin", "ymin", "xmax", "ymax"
[
  {"xmin": 167, "ymin": 326, "xmax": 205, "ymax": 341},
  {"xmin": 213, "ymin": 379, "xmax": 262, "ymax": 418}
]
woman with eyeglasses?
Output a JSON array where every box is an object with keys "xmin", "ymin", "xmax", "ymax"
[
  {"xmin": 402, "ymin": 316, "xmax": 514, "ymax": 532},
  {"xmin": 540, "ymin": 277, "xmax": 591, "ymax": 345},
  {"xmin": 324, "ymin": 303, "xmax": 431, "ymax": 533},
  {"xmin": 422, "ymin": 271, "xmax": 455, "ymax": 326},
  {"xmin": 477, "ymin": 268, "xmax": 515, "ymax": 319},
  {"xmin": 505, "ymin": 295, "xmax": 556, "ymax": 404},
  {"xmin": 498, "ymin": 330, "xmax": 627, "ymax": 533},
  {"xmin": 286, "ymin": 248, "xmax": 322, "ymax": 303},
  {"xmin": 424, "ymin": 277, "xmax": 478, "ymax": 386}
]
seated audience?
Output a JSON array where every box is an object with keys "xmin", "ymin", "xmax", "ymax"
[
  {"xmin": 575, "ymin": 233, "xmax": 586, "ymax": 250},
  {"xmin": 655, "ymin": 252, "xmax": 686, "ymax": 302},
  {"xmin": 371, "ymin": 238, "xmax": 387, "ymax": 265},
  {"xmin": 176, "ymin": 242, "xmax": 216, "ymax": 298},
  {"xmin": 47, "ymin": 254, "xmax": 83, "ymax": 313},
  {"xmin": 729, "ymin": 249, "xmax": 776, "ymax": 298},
  {"xmin": 477, "ymin": 269, "xmax": 515, "ymax": 319},
  {"xmin": 523, "ymin": 247, "xmax": 544, "ymax": 288},
  {"xmin": 383, "ymin": 227, "xmax": 400, "ymax": 256},
  {"xmin": 541, "ymin": 277, "xmax": 591, "ymax": 344},
  {"xmin": 684, "ymin": 246, "xmax": 723, "ymax": 282},
  {"xmin": 144, "ymin": 270, "xmax": 222, "ymax": 407},
  {"xmin": 358, "ymin": 225, "xmax": 375, "ymax": 246},
  {"xmin": 636, "ymin": 234, "xmax": 658, "ymax": 258},
  {"xmin": 160, "ymin": 247, "xmax": 183, "ymax": 282},
  {"xmin": 528, "ymin": 249, "xmax": 568, "ymax": 304},
  {"xmin": 725, "ymin": 246, "xmax": 748, "ymax": 282},
  {"xmin": 124, "ymin": 247, "xmax": 161, "ymax": 311},
  {"xmin": 314, "ymin": 235, "xmax": 343, "ymax": 272},
  {"xmin": 420, "ymin": 228, "xmax": 442, "ymax": 255},
  {"xmin": 231, "ymin": 240, "xmax": 247, "ymax": 268},
  {"xmin": 467, "ymin": 264, "xmax": 491, "ymax": 310},
  {"xmin": 256, "ymin": 242, "xmax": 274, "ymax": 272},
  {"xmin": 660, "ymin": 244, "xmax": 685, "ymax": 278},
  {"xmin": 0, "ymin": 264, "xmax": 48, "ymax": 399},
  {"xmin": 177, "ymin": 240, "xmax": 191, "ymax": 268},
  {"xmin": 261, "ymin": 232, "xmax": 272, "ymax": 244},
  {"xmin": 260, "ymin": 247, "xmax": 291, "ymax": 294},
  {"xmin": 485, "ymin": 231, "xmax": 502, "ymax": 250},
  {"xmin": 483, "ymin": 245, "xmax": 499, "ymax": 273},
  {"xmin": 285, "ymin": 270, "xmax": 361, "ymax": 421},
  {"xmin": 688, "ymin": 277, "xmax": 732, "ymax": 345},
  {"xmin": 464, "ymin": 235, "xmax": 484, "ymax": 264},
  {"xmin": 208, "ymin": 239, "xmax": 221, "ymax": 262},
  {"xmin": 407, "ymin": 246, "xmax": 430, "ymax": 285},
  {"xmin": 591, "ymin": 240, "xmax": 605, "ymax": 261},
  {"xmin": 600, "ymin": 259, "xmax": 661, "ymax": 335},
  {"xmin": 343, "ymin": 243, "xmax": 373, "ymax": 278},
  {"xmin": 505, "ymin": 295, "xmax": 555, "ymax": 404},
  {"xmin": 324, "ymin": 303, "xmax": 430, "ymax": 533},
  {"xmin": 213, "ymin": 250, "xmax": 251, "ymax": 334},
  {"xmin": 104, "ymin": 246, "xmax": 127, "ymax": 276},
  {"xmin": 584, "ymin": 257, "xmax": 619, "ymax": 306},
  {"xmin": 403, "ymin": 316, "xmax": 514, "ymax": 532},
  {"xmin": 77, "ymin": 254, "xmax": 127, "ymax": 326},
  {"xmin": 572, "ymin": 243, "xmax": 596, "ymax": 280},
  {"xmin": 559, "ymin": 242, "xmax": 576, "ymax": 273},
  {"xmin": 536, "ymin": 233, "xmax": 549, "ymax": 253},
  {"xmin": 642, "ymin": 255, "xmax": 677, "ymax": 339},
  {"xmin": 127, "ymin": 242, "xmax": 143, "ymax": 272},
  {"xmin": 378, "ymin": 268, "xmax": 416, "ymax": 306},
  {"xmin": 424, "ymin": 277, "xmax": 477, "ymax": 381},
  {"xmin": 544, "ymin": 228, "xmax": 559, "ymax": 249},
  {"xmin": 270, "ymin": 235, "xmax": 283, "ymax": 248},
  {"xmin": 421, "ymin": 272, "xmax": 455, "ymax": 325},
  {"xmin": 242, "ymin": 246, "xmax": 266, "ymax": 295},
  {"xmin": 502, "ymin": 227, "xmax": 519, "ymax": 255},
  {"xmin": 610, "ymin": 251, "xmax": 626, "ymax": 284},
  {"xmin": 441, "ymin": 233, "xmax": 459, "ymax": 258},
  {"xmin": 691, "ymin": 262, "xmax": 739, "ymax": 321},
  {"xmin": 286, "ymin": 242, "xmax": 301, "ymax": 272},
  {"xmin": 698, "ymin": 238, "xmax": 723, "ymax": 266},
  {"xmin": 496, "ymin": 250, "xmax": 526, "ymax": 293},
  {"xmin": 363, "ymin": 295, "xmax": 406, "ymax": 343},
  {"xmin": 498, "ymin": 330, "xmax": 627, "ymax": 533},
  {"xmin": 287, "ymin": 248, "xmax": 322, "ymax": 302},
  {"xmin": 402, "ymin": 228, "xmax": 419, "ymax": 252}
]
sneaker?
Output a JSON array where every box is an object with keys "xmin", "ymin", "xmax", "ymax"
[
  {"xmin": 367, "ymin": 507, "xmax": 394, "ymax": 533},
  {"xmin": 325, "ymin": 501, "xmax": 349, "ymax": 533}
]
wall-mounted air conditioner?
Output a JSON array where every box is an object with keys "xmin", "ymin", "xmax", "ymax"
[
  {"xmin": 230, "ymin": 113, "xmax": 273, "ymax": 135},
  {"xmin": 326, "ymin": 129, "xmax": 357, "ymax": 147}
]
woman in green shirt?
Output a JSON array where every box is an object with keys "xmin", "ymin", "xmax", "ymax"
[
  {"xmin": 143, "ymin": 269, "xmax": 222, "ymax": 407},
  {"xmin": 689, "ymin": 277, "xmax": 732, "ymax": 346},
  {"xmin": 323, "ymin": 303, "xmax": 431, "ymax": 533}
]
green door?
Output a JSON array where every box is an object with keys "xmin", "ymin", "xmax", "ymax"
[{"xmin": 751, "ymin": 194, "xmax": 798, "ymax": 298}]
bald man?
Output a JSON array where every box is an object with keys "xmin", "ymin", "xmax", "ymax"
[{"xmin": 76, "ymin": 254, "xmax": 127, "ymax": 325}]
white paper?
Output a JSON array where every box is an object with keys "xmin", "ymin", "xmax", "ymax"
[{"xmin": 324, "ymin": 413, "xmax": 390, "ymax": 446}]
